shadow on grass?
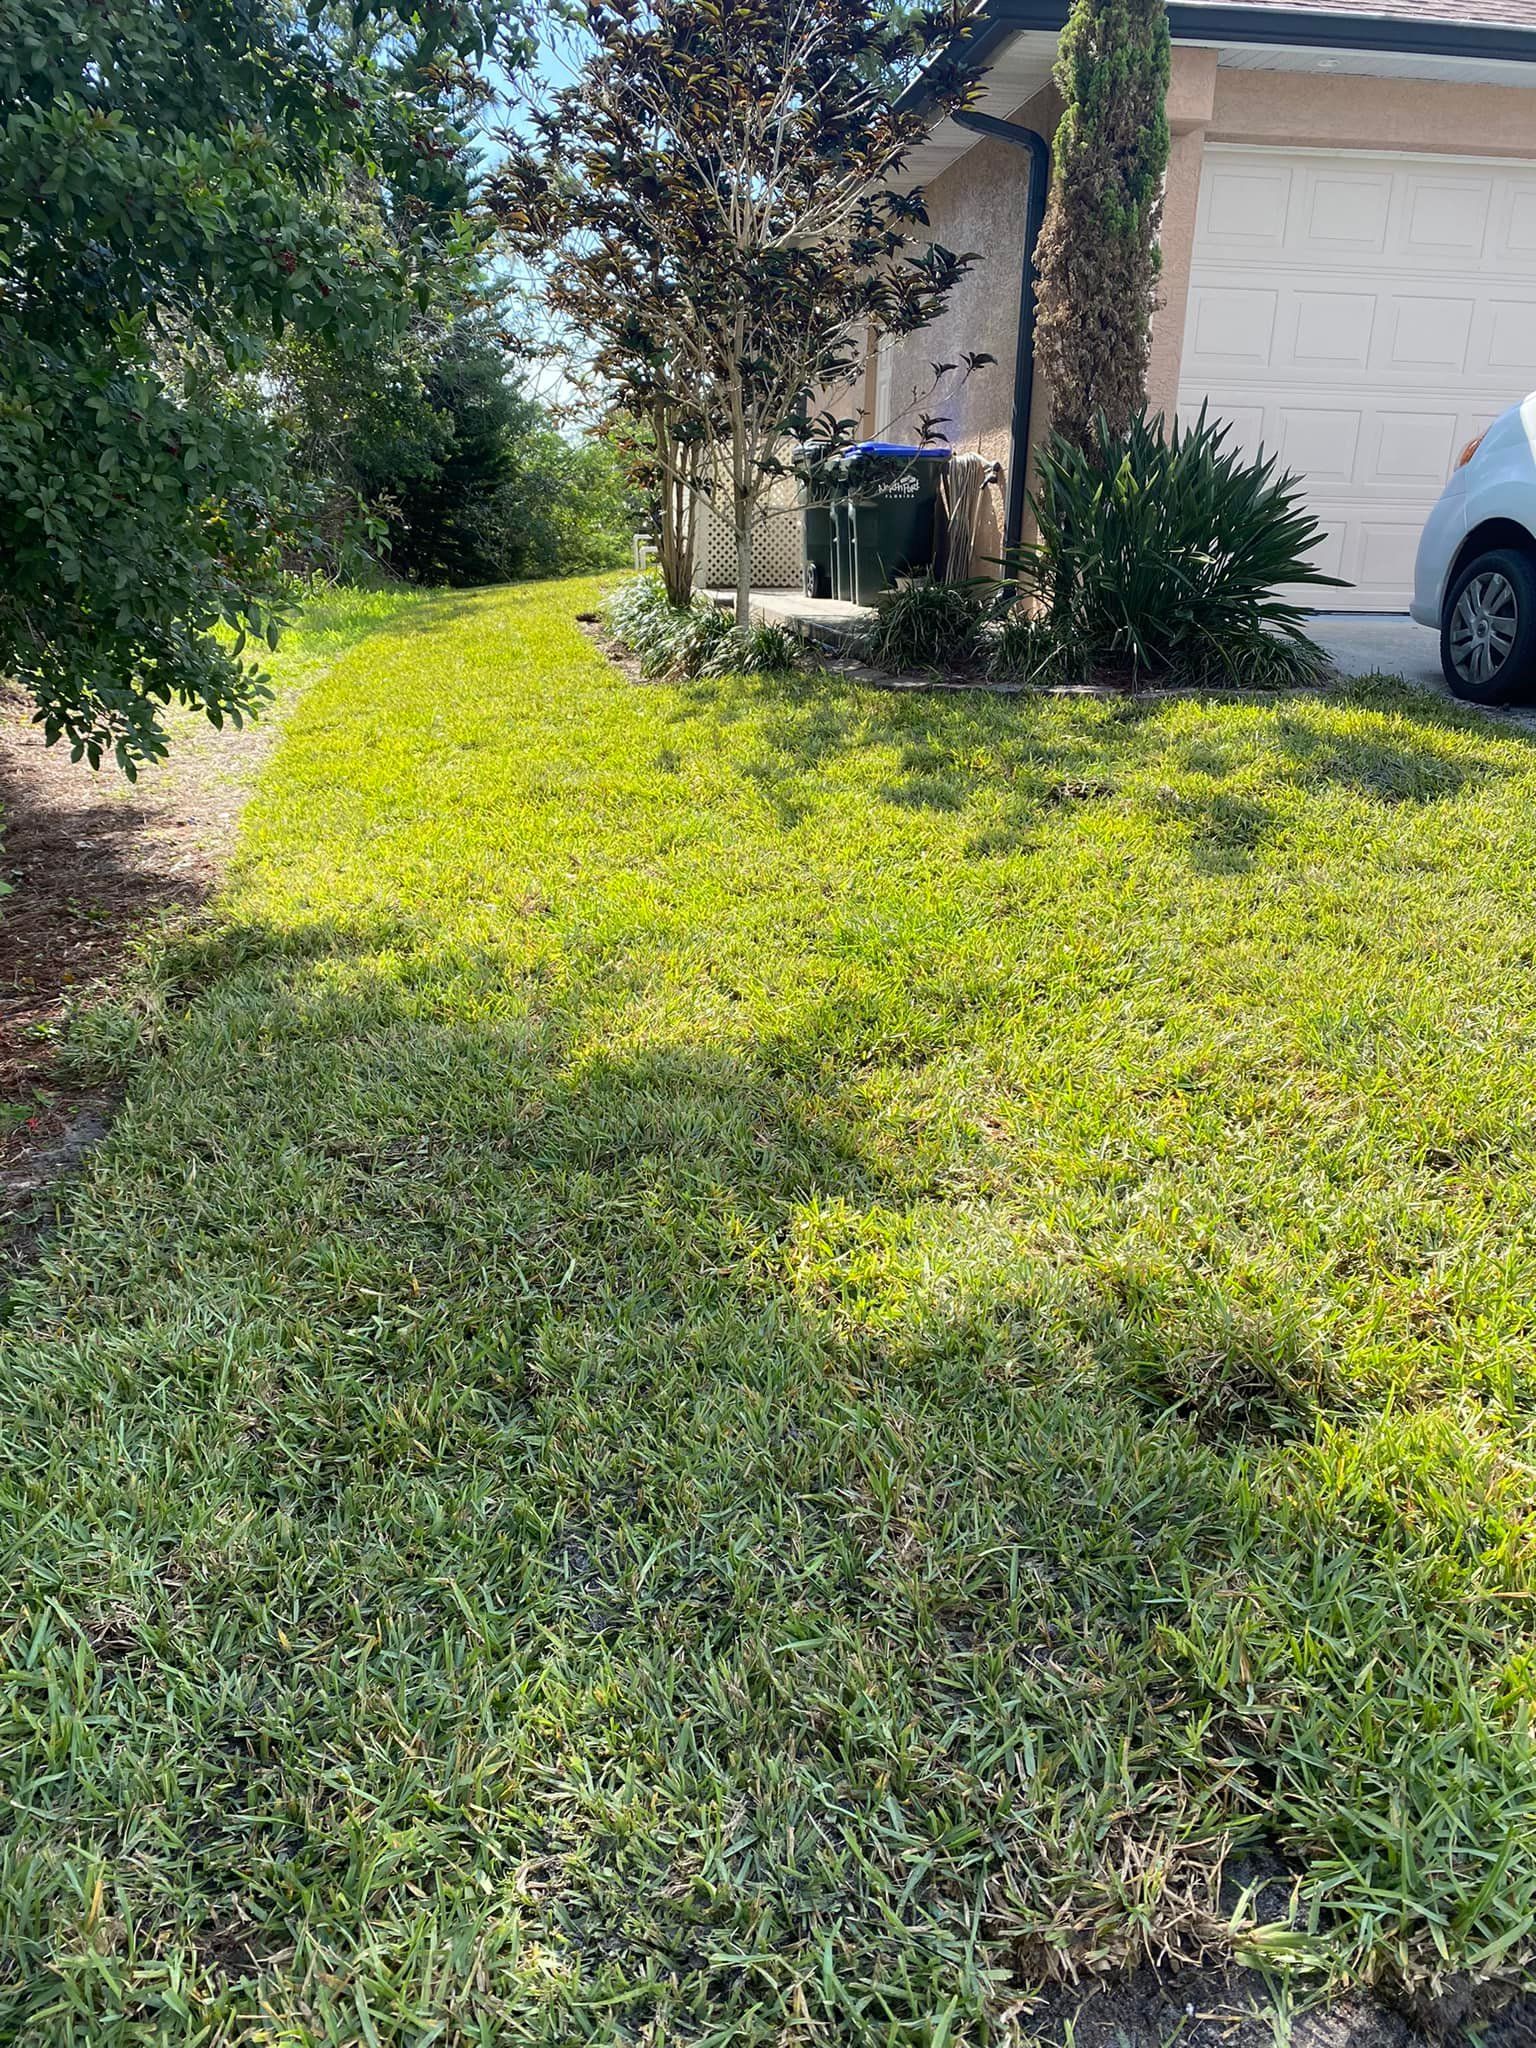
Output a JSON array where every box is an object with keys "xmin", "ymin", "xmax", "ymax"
[
  {"xmin": 294, "ymin": 586, "xmax": 487, "ymax": 649},
  {"xmin": 674, "ymin": 668, "xmax": 1526, "ymax": 861},
  {"xmin": 12, "ymin": 895, "xmax": 1534, "ymax": 2028}
]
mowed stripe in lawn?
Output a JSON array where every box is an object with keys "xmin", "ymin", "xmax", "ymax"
[{"xmin": 6, "ymin": 576, "xmax": 1536, "ymax": 2040}]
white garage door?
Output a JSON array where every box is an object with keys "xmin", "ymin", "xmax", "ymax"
[{"xmin": 1177, "ymin": 146, "xmax": 1536, "ymax": 611}]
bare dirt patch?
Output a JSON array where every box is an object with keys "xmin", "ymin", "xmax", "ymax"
[
  {"xmin": 1025, "ymin": 1965, "xmax": 1536, "ymax": 2048},
  {"xmin": 0, "ymin": 687, "xmax": 286, "ymax": 1258}
]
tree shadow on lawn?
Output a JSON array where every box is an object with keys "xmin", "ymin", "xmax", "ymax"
[
  {"xmin": 13, "ymin": 915, "xmax": 1536, "ymax": 2034},
  {"xmin": 674, "ymin": 670, "xmax": 1526, "ymax": 864}
]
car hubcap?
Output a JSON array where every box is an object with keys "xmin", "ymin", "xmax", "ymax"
[{"xmin": 1450, "ymin": 572, "xmax": 1519, "ymax": 686}]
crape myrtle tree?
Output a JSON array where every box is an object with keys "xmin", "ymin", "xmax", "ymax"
[
  {"xmin": 492, "ymin": 0, "xmax": 986, "ymax": 625},
  {"xmin": 0, "ymin": 0, "xmax": 520, "ymax": 770},
  {"xmin": 1033, "ymin": 0, "xmax": 1170, "ymax": 451}
]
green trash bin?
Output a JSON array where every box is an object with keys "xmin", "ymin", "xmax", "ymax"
[
  {"xmin": 832, "ymin": 497, "xmax": 856, "ymax": 605},
  {"xmin": 792, "ymin": 444, "xmax": 844, "ymax": 600},
  {"xmin": 841, "ymin": 442, "xmax": 952, "ymax": 607}
]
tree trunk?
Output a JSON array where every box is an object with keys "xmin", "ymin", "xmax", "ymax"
[
  {"xmin": 734, "ymin": 512, "xmax": 753, "ymax": 630},
  {"xmin": 653, "ymin": 405, "xmax": 699, "ymax": 607},
  {"xmin": 662, "ymin": 499, "xmax": 692, "ymax": 606},
  {"xmin": 660, "ymin": 466, "xmax": 696, "ymax": 607}
]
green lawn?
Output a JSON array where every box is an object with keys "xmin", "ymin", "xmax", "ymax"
[{"xmin": 7, "ymin": 578, "xmax": 1536, "ymax": 2041}]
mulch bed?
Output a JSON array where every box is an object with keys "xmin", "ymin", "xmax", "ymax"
[{"xmin": 0, "ymin": 687, "xmax": 285, "ymax": 1266}]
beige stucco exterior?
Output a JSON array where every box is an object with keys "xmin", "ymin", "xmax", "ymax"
[
  {"xmin": 894, "ymin": 44, "xmax": 1536, "ymax": 562},
  {"xmin": 871, "ymin": 84, "xmax": 1061, "ymax": 570}
]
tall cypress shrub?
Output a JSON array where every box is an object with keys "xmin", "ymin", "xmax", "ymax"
[{"xmin": 1034, "ymin": 0, "xmax": 1171, "ymax": 450}]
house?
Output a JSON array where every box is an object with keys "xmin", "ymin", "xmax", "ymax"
[{"xmin": 870, "ymin": 0, "xmax": 1536, "ymax": 611}]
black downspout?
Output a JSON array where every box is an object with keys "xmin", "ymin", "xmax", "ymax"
[{"xmin": 952, "ymin": 110, "xmax": 1049, "ymax": 557}]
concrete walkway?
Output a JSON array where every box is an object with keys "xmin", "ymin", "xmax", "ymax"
[{"xmin": 704, "ymin": 586, "xmax": 870, "ymax": 649}]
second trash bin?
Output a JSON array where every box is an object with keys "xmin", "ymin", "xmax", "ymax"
[{"xmin": 839, "ymin": 442, "xmax": 952, "ymax": 607}]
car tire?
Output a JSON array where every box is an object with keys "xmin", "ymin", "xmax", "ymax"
[{"xmin": 1440, "ymin": 544, "xmax": 1536, "ymax": 705}]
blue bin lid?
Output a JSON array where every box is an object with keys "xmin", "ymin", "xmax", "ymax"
[{"xmin": 846, "ymin": 440, "xmax": 952, "ymax": 460}]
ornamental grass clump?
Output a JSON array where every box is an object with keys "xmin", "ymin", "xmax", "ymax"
[
  {"xmin": 604, "ymin": 577, "xmax": 806, "ymax": 679},
  {"xmin": 860, "ymin": 577, "xmax": 987, "ymax": 674}
]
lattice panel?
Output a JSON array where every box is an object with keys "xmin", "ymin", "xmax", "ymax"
[{"xmin": 695, "ymin": 483, "xmax": 804, "ymax": 590}]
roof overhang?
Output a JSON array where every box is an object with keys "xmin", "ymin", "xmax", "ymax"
[{"xmin": 901, "ymin": 1, "xmax": 1536, "ymax": 185}]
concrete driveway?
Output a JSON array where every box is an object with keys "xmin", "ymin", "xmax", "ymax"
[
  {"xmin": 1308, "ymin": 611, "xmax": 1536, "ymax": 730},
  {"xmin": 1308, "ymin": 613, "xmax": 1443, "ymax": 691}
]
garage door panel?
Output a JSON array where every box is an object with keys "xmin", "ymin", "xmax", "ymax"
[
  {"xmin": 1398, "ymin": 176, "xmax": 1493, "ymax": 264},
  {"xmin": 1299, "ymin": 167, "xmax": 1393, "ymax": 256},
  {"xmin": 1503, "ymin": 186, "xmax": 1536, "ymax": 261},
  {"xmin": 1274, "ymin": 407, "xmax": 1361, "ymax": 485},
  {"xmin": 1197, "ymin": 158, "xmax": 1293, "ymax": 252},
  {"xmin": 1178, "ymin": 146, "xmax": 1536, "ymax": 612},
  {"xmin": 1305, "ymin": 526, "xmax": 1348, "ymax": 585},
  {"xmin": 1485, "ymin": 299, "xmax": 1536, "ymax": 377},
  {"xmin": 1376, "ymin": 296, "xmax": 1475, "ymax": 378},
  {"xmin": 1185, "ymin": 286, "xmax": 1279, "ymax": 369},
  {"xmin": 1179, "ymin": 398, "xmax": 1267, "ymax": 462},
  {"xmin": 1354, "ymin": 520, "xmax": 1426, "ymax": 603},
  {"xmin": 1360, "ymin": 411, "xmax": 1460, "ymax": 492},
  {"xmin": 1292, "ymin": 292, "xmax": 1377, "ymax": 373}
]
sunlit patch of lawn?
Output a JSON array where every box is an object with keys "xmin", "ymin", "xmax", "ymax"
[{"xmin": 6, "ymin": 577, "xmax": 1536, "ymax": 2039}]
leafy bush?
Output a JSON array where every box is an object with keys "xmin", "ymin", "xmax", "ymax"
[
  {"xmin": 602, "ymin": 573, "xmax": 668, "ymax": 646},
  {"xmin": 983, "ymin": 613, "xmax": 1063, "ymax": 686},
  {"xmin": 1015, "ymin": 407, "xmax": 1339, "ymax": 689},
  {"xmin": 277, "ymin": 323, "xmax": 635, "ymax": 588},
  {"xmin": 606, "ymin": 580, "xmax": 809, "ymax": 679},
  {"xmin": 604, "ymin": 576, "xmax": 731, "ymax": 678},
  {"xmin": 0, "ymin": 0, "xmax": 497, "ymax": 770},
  {"xmin": 859, "ymin": 578, "xmax": 985, "ymax": 674}
]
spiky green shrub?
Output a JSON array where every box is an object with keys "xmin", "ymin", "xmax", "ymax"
[
  {"xmin": 602, "ymin": 572, "xmax": 676, "ymax": 656},
  {"xmin": 983, "ymin": 613, "xmax": 1063, "ymax": 686},
  {"xmin": 1016, "ymin": 408, "xmax": 1340, "ymax": 688},
  {"xmin": 860, "ymin": 578, "xmax": 985, "ymax": 674}
]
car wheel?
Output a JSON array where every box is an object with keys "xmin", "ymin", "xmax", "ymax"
[{"xmin": 1440, "ymin": 545, "xmax": 1536, "ymax": 705}]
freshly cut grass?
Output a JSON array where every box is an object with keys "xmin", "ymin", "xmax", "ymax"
[{"xmin": 7, "ymin": 577, "xmax": 1536, "ymax": 2040}]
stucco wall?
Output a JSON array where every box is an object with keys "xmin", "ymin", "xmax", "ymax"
[
  {"xmin": 1208, "ymin": 67, "xmax": 1536, "ymax": 160},
  {"xmin": 874, "ymin": 84, "xmax": 1059, "ymax": 567},
  {"xmin": 1145, "ymin": 47, "xmax": 1217, "ymax": 424},
  {"xmin": 875, "ymin": 137, "xmax": 1024, "ymax": 460}
]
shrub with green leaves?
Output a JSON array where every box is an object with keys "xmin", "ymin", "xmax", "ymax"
[
  {"xmin": 603, "ymin": 576, "xmax": 729, "ymax": 678},
  {"xmin": 859, "ymin": 577, "xmax": 986, "ymax": 674},
  {"xmin": 0, "ymin": 0, "xmax": 509, "ymax": 771},
  {"xmin": 701, "ymin": 621, "xmax": 807, "ymax": 678},
  {"xmin": 605, "ymin": 579, "xmax": 808, "ymax": 681},
  {"xmin": 1015, "ymin": 408, "xmax": 1340, "ymax": 689},
  {"xmin": 1034, "ymin": 0, "xmax": 1170, "ymax": 449},
  {"xmin": 984, "ymin": 611, "xmax": 1061, "ymax": 686}
]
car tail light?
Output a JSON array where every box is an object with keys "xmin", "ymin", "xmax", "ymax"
[{"xmin": 1455, "ymin": 433, "xmax": 1485, "ymax": 471}]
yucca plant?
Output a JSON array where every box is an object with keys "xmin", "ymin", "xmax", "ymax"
[{"xmin": 1017, "ymin": 407, "xmax": 1343, "ymax": 688}]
